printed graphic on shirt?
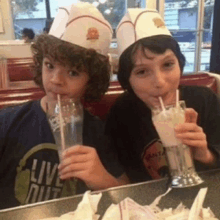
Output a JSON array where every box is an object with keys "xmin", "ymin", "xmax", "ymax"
[
  {"xmin": 14, "ymin": 143, "xmax": 77, "ymax": 205},
  {"xmin": 142, "ymin": 140, "xmax": 169, "ymax": 179}
]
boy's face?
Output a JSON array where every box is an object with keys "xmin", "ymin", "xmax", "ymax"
[
  {"xmin": 129, "ymin": 48, "xmax": 181, "ymax": 108},
  {"xmin": 42, "ymin": 57, "xmax": 89, "ymax": 102}
]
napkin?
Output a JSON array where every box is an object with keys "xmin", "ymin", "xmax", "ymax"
[
  {"xmin": 39, "ymin": 191, "xmax": 102, "ymax": 220},
  {"xmin": 102, "ymin": 197, "xmax": 157, "ymax": 220},
  {"xmin": 188, "ymin": 187, "xmax": 208, "ymax": 220},
  {"xmin": 102, "ymin": 188, "xmax": 218, "ymax": 220}
]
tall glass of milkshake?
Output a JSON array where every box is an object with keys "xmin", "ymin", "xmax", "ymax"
[
  {"xmin": 152, "ymin": 100, "xmax": 203, "ymax": 188},
  {"xmin": 46, "ymin": 96, "xmax": 83, "ymax": 195}
]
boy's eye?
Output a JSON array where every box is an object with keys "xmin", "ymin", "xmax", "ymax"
[
  {"xmin": 135, "ymin": 69, "xmax": 149, "ymax": 76},
  {"xmin": 163, "ymin": 61, "xmax": 175, "ymax": 69},
  {"xmin": 45, "ymin": 62, "xmax": 54, "ymax": 69},
  {"xmin": 69, "ymin": 70, "xmax": 80, "ymax": 77},
  {"xmin": 137, "ymin": 70, "xmax": 145, "ymax": 75}
]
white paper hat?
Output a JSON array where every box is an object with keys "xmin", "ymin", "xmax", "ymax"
[
  {"xmin": 49, "ymin": 2, "xmax": 113, "ymax": 56},
  {"xmin": 116, "ymin": 9, "xmax": 171, "ymax": 56}
]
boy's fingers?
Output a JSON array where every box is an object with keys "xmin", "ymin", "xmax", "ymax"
[
  {"xmin": 175, "ymin": 123, "xmax": 201, "ymax": 132},
  {"xmin": 175, "ymin": 131, "xmax": 205, "ymax": 140},
  {"xmin": 59, "ymin": 162, "xmax": 87, "ymax": 176},
  {"xmin": 185, "ymin": 108, "xmax": 198, "ymax": 123},
  {"xmin": 60, "ymin": 170, "xmax": 86, "ymax": 180},
  {"xmin": 59, "ymin": 154, "xmax": 88, "ymax": 169},
  {"xmin": 62, "ymin": 145, "xmax": 92, "ymax": 157},
  {"xmin": 180, "ymin": 139, "xmax": 205, "ymax": 148}
]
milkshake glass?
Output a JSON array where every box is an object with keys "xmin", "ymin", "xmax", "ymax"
[
  {"xmin": 152, "ymin": 100, "xmax": 203, "ymax": 188},
  {"xmin": 46, "ymin": 97, "xmax": 84, "ymax": 194},
  {"xmin": 46, "ymin": 98, "xmax": 83, "ymax": 159}
]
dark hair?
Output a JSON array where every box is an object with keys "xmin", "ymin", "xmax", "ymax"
[
  {"xmin": 31, "ymin": 34, "xmax": 110, "ymax": 102},
  {"xmin": 22, "ymin": 28, "xmax": 35, "ymax": 40},
  {"xmin": 118, "ymin": 35, "xmax": 186, "ymax": 91}
]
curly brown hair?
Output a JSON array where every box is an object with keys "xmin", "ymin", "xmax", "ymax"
[{"xmin": 31, "ymin": 34, "xmax": 110, "ymax": 102}]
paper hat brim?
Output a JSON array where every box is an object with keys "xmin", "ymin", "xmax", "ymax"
[{"xmin": 116, "ymin": 9, "xmax": 171, "ymax": 56}]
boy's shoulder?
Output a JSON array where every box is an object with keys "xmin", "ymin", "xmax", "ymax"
[
  {"xmin": 180, "ymin": 85, "xmax": 217, "ymax": 99},
  {"xmin": 84, "ymin": 108, "xmax": 104, "ymax": 128},
  {"xmin": 0, "ymin": 100, "xmax": 41, "ymax": 125},
  {"xmin": 108, "ymin": 91, "xmax": 146, "ymax": 119},
  {"xmin": 109, "ymin": 91, "xmax": 136, "ymax": 112}
]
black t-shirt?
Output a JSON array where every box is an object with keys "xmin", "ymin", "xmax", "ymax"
[
  {"xmin": 105, "ymin": 85, "xmax": 220, "ymax": 183},
  {"xmin": 0, "ymin": 100, "xmax": 123, "ymax": 209}
]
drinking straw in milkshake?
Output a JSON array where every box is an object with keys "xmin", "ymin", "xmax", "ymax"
[
  {"xmin": 175, "ymin": 89, "xmax": 179, "ymax": 108},
  {"xmin": 159, "ymin": 96, "xmax": 166, "ymax": 112},
  {"xmin": 57, "ymin": 94, "xmax": 65, "ymax": 152}
]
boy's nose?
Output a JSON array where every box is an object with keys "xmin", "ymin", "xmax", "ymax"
[
  {"xmin": 50, "ymin": 71, "xmax": 65, "ymax": 85},
  {"xmin": 153, "ymin": 71, "xmax": 165, "ymax": 88}
]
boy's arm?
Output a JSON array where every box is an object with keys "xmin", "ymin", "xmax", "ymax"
[
  {"xmin": 58, "ymin": 145, "xmax": 130, "ymax": 190},
  {"xmin": 85, "ymin": 172, "xmax": 130, "ymax": 191}
]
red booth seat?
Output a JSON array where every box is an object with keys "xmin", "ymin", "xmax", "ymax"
[
  {"xmin": 7, "ymin": 57, "xmax": 34, "ymax": 82},
  {"xmin": 180, "ymin": 73, "xmax": 217, "ymax": 93}
]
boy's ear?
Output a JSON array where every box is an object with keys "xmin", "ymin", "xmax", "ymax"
[
  {"xmin": 107, "ymin": 53, "xmax": 114, "ymax": 74},
  {"xmin": 107, "ymin": 53, "xmax": 111, "ymax": 62}
]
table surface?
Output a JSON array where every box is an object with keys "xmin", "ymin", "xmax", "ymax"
[{"xmin": 1, "ymin": 168, "xmax": 220, "ymax": 220}]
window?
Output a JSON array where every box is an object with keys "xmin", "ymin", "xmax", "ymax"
[
  {"xmin": 11, "ymin": 0, "xmax": 146, "ymax": 39},
  {"xmin": 11, "ymin": 0, "xmax": 47, "ymax": 38},
  {"xmin": 201, "ymin": 2, "xmax": 214, "ymax": 71},
  {"xmin": 164, "ymin": 0, "xmax": 215, "ymax": 74}
]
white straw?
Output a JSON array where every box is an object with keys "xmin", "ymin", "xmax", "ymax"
[
  {"xmin": 57, "ymin": 94, "xmax": 65, "ymax": 152},
  {"xmin": 176, "ymin": 89, "xmax": 179, "ymax": 108},
  {"xmin": 158, "ymin": 96, "xmax": 166, "ymax": 112}
]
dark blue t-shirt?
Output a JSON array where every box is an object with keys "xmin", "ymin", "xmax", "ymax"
[
  {"xmin": 105, "ymin": 86, "xmax": 220, "ymax": 183},
  {"xmin": 0, "ymin": 100, "xmax": 123, "ymax": 209}
]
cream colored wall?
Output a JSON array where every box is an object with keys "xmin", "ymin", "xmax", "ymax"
[
  {"xmin": 0, "ymin": 42, "xmax": 32, "ymax": 58},
  {"xmin": 0, "ymin": 0, "xmax": 15, "ymax": 40},
  {"xmin": 146, "ymin": 0, "xmax": 157, "ymax": 10}
]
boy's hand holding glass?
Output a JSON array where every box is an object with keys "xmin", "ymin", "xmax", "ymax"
[
  {"xmin": 58, "ymin": 145, "xmax": 118, "ymax": 190},
  {"xmin": 175, "ymin": 108, "xmax": 215, "ymax": 165}
]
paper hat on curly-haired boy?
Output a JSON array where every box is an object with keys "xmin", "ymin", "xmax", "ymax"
[
  {"xmin": 49, "ymin": 2, "xmax": 113, "ymax": 56},
  {"xmin": 116, "ymin": 9, "xmax": 171, "ymax": 56}
]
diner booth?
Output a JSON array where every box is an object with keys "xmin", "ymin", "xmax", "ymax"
[
  {"xmin": 0, "ymin": 40, "xmax": 220, "ymax": 219},
  {"xmin": 0, "ymin": 40, "xmax": 35, "ymax": 88},
  {"xmin": 1, "ymin": 3, "xmax": 220, "ymax": 220}
]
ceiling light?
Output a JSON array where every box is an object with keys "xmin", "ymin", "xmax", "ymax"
[
  {"xmin": 92, "ymin": 1, "xmax": 100, "ymax": 7},
  {"xmin": 104, "ymin": 8, "xmax": 111, "ymax": 14}
]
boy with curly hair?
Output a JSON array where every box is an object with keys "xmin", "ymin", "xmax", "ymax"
[{"xmin": 0, "ymin": 3, "xmax": 128, "ymax": 210}]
